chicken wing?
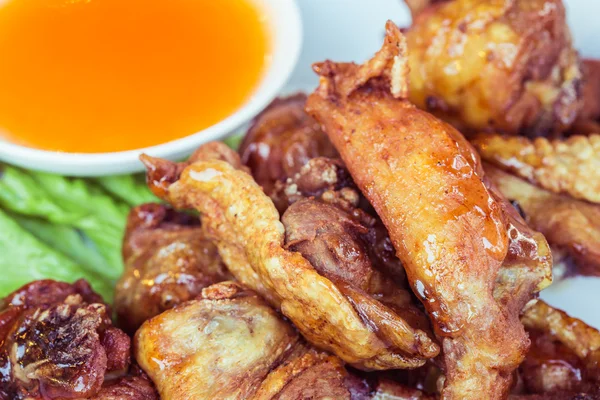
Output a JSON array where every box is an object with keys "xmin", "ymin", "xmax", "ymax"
[
  {"xmin": 135, "ymin": 281, "xmax": 435, "ymax": 400},
  {"xmin": 472, "ymin": 134, "xmax": 600, "ymax": 204},
  {"xmin": 306, "ymin": 21, "xmax": 550, "ymax": 399},
  {"xmin": 0, "ymin": 280, "xmax": 157, "ymax": 400},
  {"xmin": 115, "ymin": 203, "xmax": 230, "ymax": 334},
  {"xmin": 404, "ymin": 0, "xmax": 582, "ymax": 137},
  {"xmin": 141, "ymin": 142, "xmax": 439, "ymax": 370},
  {"xmin": 485, "ymin": 164, "xmax": 600, "ymax": 276}
]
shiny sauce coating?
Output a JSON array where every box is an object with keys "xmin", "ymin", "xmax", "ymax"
[{"xmin": 0, "ymin": 0, "xmax": 270, "ymax": 152}]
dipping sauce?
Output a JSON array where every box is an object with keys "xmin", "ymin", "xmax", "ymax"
[{"xmin": 0, "ymin": 0, "xmax": 270, "ymax": 153}]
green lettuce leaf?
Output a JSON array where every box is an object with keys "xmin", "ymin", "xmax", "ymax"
[
  {"xmin": 0, "ymin": 209, "xmax": 113, "ymax": 299},
  {"xmin": 0, "ymin": 165, "xmax": 127, "ymax": 280},
  {"xmin": 14, "ymin": 215, "xmax": 108, "ymax": 278},
  {"xmin": 94, "ymin": 174, "xmax": 157, "ymax": 206},
  {"xmin": 0, "ymin": 134, "xmax": 242, "ymax": 301},
  {"xmin": 224, "ymin": 132, "xmax": 244, "ymax": 150}
]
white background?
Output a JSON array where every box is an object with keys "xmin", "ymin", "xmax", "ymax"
[{"xmin": 285, "ymin": 0, "xmax": 600, "ymax": 328}]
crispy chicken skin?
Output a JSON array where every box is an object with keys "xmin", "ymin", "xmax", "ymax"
[
  {"xmin": 472, "ymin": 134, "xmax": 600, "ymax": 204},
  {"xmin": 239, "ymin": 94, "xmax": 338, "ymax": 194},
  {"xmin": 486, "ymin": 164, "xmax": 600, "ymax": 276},
  {"xmin": 141, "ymin": 142, "xmax": 439, "ymax": 370},
  {"xmin": 115, "ymin": 203, "xmax": 230, "ymax": 334},
  {"xmin": 404, "ymin": 0, "xmax": 582, "ymax": 137},
  {"xmin": 306, "ymin": 22, "xmax": 551, "ymax": 399},
  {"xmin": 135, "ymin": 281, "xmax": 435, "ymax": 400},
  {"xmin": 0, "ymin": 280, "xmax": 156, "ymax": 400}
]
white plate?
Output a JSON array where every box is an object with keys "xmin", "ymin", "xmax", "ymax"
[{"xmin": 285, "ymin": 0, "xmax": 600, "ymax": 329}]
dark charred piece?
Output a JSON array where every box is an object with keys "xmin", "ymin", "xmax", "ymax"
[{"xmin": 0, "ymin": 279, "xmax": 157, "ymax": 400}]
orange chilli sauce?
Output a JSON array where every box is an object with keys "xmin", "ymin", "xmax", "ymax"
[{"xmin": 0, "ymin": 0, "xmax": 270, "ymax": 153}]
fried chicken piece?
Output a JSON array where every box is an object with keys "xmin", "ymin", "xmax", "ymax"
[
  {"xmin": 238, "ymin": 94, "xmax": 338, "ymax": 193},
  {"xmin": 306, "ymin": 21, "xmax": 550, "ymax": 399},
  {"xmin": 0, "ymin": 280, "xmax": 149, "ymax": 400},
  {"xmin": 115, "ymin": 203, "xmax": 230, "ymax": 334},
  {"xmin": 472, "ymin": 134, "xmax": 600, "ymax": 204},
  {"xmin": 135, "ymin": 281, "xmax": 347, "ymax": 399},
  {"xmin": 486, "ymin": 164, "xmax": 600, "ymax": 276},
  {"xmin": 135, "ymin": 281, "xmax": 435, "ymax": 400},
  {"xmin": 579, "ymin": 59, "xmax": 600, "ymax": 123},
  {"xmin": 518, "ymin": 300, "xmax": 600, "ymax": 396},
  {"xmin": 240, "ymin": 97, "xmax": 411, "ymax": 286},
  {"xmin": 237, "ymin": 93, "xmax": 358, "ymax": 214},
  {"xmin": 282, "ymin": 199, "xmax": 431, "ymax": 332},
  {"xmin": 404, "ymin": 0, "xmax": 582, "ymax": 137},
  {"xmin": 141, "ymin": 142, "xmax": 439, "ymax": 370},
  {"xmin": 272, "ymin": 157, "xmax": 418, "ymax": 314}
]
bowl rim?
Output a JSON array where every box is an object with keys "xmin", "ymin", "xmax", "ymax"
[{"xmin": 0, "ymin": 0, "xmax": 303, "ymax": 176}]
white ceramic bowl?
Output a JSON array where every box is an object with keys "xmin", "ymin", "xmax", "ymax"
[{"xmin": 0, "ymin": 0, "xmax": 302, "ymax": 176}]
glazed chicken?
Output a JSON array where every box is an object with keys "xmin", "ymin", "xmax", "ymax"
[
  {"xmin": 142, "ymin": 141, "xmax": 439, "ymax": 370},
  {"xmin": 0, "ymin": 280, "xmax": 157, "ymax": 400},
  {"xmin": 306, "ymin": 21, "xmax": 551, "ymax": 399},
  {"xmin": 486, "ymin": 164, "xmax": 600, "ymax": 276},
  {"xmin": 115, "ymin": 203, "xmax": 230, "ymax": 334},
  {"xmin": 404, "ymin": 0, "xmax": 582, "ymax": 137},
  {"xmin": 135, "ymin": 281, "xmax": 435, "ymax": 400}
]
